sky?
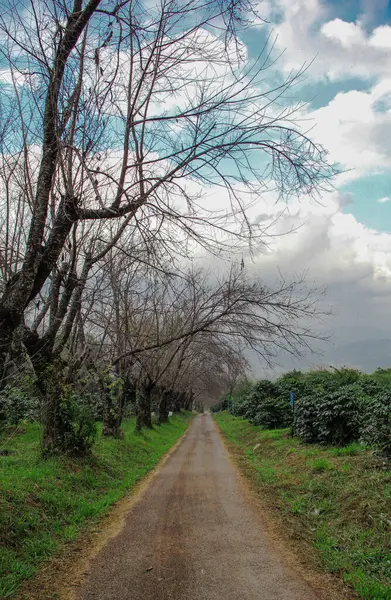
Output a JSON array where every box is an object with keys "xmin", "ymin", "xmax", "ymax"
[
  {"xmin": 238, "ymin": 0, "xmax": 391, "ymax": 375},
  {"xmin": 1, "ymin": 0, "xmax": 391, "ymax": 376}
]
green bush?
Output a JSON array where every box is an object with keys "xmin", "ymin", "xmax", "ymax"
[
  {"xmin": 356, "ymin": 376, "xmax": 385, "ymax": 396},
  {"xmin": 275, "ymin": 371, "xmax": 307, "ymax": 401},
  {"xmin": 360, "ymin": 391, "xmax": 391, "ymax": 456},
  {"xmin": 252, "ymin": 395, "xmax": 292, "ymax": 429},
  {"xmin": 239, "ymin": 380, "xmax": 277, "ymax": 421},
  {"xmin": 293, "ymin": 392, "xmax": 323, "ymax": 443},
  {"xmin": 315, "ymin": 384, "xmax": 364, "ymax": 445},
  {"xmin": 54, "ymin": 389, "xmax": 97, "ymax": 456},
  {"xmin": 301, "ymin": 369, "xmax": 339, "ymax": 393},
  {"xmin": 225, "ymin": 367, "xmax": 391, "ymax": 455},
  {"xmin": 225, "ymin": 378, "xmax": 254, "ymax": 416},
  {"xmin": 235, "ymin": 380, "xmax": 292, "ymax": 429},
  {"xmin": 294, "ymin": 384, "xmax": 365, "ymax": 446},
  {"xmin": 0, "ymin": 377, "xmax": 39, "ymax": 427}
]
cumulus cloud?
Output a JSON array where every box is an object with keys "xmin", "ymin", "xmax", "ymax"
[
  {"xmin": 308, "ymin": 82, "xmax": 391, "ymax": 179},
  {"xmin": 251, "ymin": 1, "xmax": 391, "ymax": 185},
  {"xmin": 258, "ymin": 0, "xmax": 391, "ymax": 81}
]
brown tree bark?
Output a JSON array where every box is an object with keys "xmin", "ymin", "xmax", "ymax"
[
  {"xmin": 101, "ymin": 374, "xmax": 123, "ymax": 437},
  {"xmin": 157, "ymin": 389, "xmax": 171, "ymax": 424},
  {"xmin": 0, "ymin": 1, "xmax": 102, "ymax": 384},
  {"xmin": 37, "ymin": 359, "xmax": 75, "ymax": 457},
  {"xmin": 136, "ymin": 383, "xmax": 153, "ymax": 430}
]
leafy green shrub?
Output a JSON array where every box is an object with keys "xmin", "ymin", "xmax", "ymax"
[
  {"xmin": 330, "ymin": 367, "xmax": 361, "ymax": 387},
  {"xmin": 236, "ymin": 380, "xmax": 292, "ymax": 429},
  {"xmin": 0, "ymin": 377, "xmax": 39, "ymax": 427},
  {"xmin": 226, "ymin": 378, "xmax": 254, "ymax": 416},
  {"xmin": 294, "ymin": 384, "xmax": 364, "ymax": 446},
  {"xmin": 239, "ymin": 380, "xmax": 277, "ymax": 420},
  {"xmin": 356, "ymin": 376, "xmax": 385, "ymax": 396},
  {"xmin": 360, "ymin": 391, "xmax": 391, "ymax": 456},
  {"xmin": 234, "ymin": 368, "xmax": 391, "ymax": 453},
  {"xmin": 251, "ymin": 395, "xmax": 292, "ymax": 429},
  {"xmin": 371, "ymin": 367, "xmax": 391, "ymax": 387},
  {"xmin": 301, "ymin": 369, "xmax": 339, "ymax": 393},
  {"xmin": 275, "ymin": 371, "xmax": 307, "ymax": 402},
  {"xmin": 293, "ymin": 392, "xmax": 323, "ymax": 442},
  {"xmin": 54, "ymin": 389, "xmax": 97, "ymax": 456},
  {"xmin": 315, "ymin": 384, "xmax": 365, "ymax": 445}
]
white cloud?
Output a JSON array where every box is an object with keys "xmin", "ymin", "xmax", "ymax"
[
  {"xmin": 249, "ymin": 1, "xmax": 391, "ymax": 183},
  {"xmin": 258, "ymin": 0, "xmax": 391, "ymax": 81},
  {"xmin": 308, "ymin": 83, "xmax": 391, "ymax": 179},
  {"xmin": 369, "ymin": 25, "xmax": 391, "ymax": 49},
  {"xmin": 377, "ymin": 196, "xmax": 390, "ymax": 203},
  {"xmin": 0, "ymin": 69, "xmax": 31, "ymax": 87},
  {"xmin": 321, "ymin": 19, "xmax": 366, "ymax": 49}
]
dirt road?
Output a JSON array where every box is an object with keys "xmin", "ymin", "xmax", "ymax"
[{"xmin": 78, "ymin": 414, "xmax": 321, "ymax": 600}]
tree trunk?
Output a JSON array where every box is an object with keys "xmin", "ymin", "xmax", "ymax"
[
  {"xmin": 39, "ymin": 360, "xmax": 73, "ymax": 457},
  {"xmin": 0, "ymin": 317, "xmax": 19, "ymax": 387},
  {"xmin": 102, "ymin": 410, "xmax": 122, "ymax": 437},
  {"xmin": 157, "ymin": 390, "xmax": 171, "ymax": 425},
  {"xmin": 122, "ymin": 375, "xmax": 136, "ymax": 414},
  {"xmin": 101, "ymin": 375, "xmax": 123, "ymax": 437},
  {"xmin": 172, "ymin": 391, "xmax": 184, "ymax": 413},
  {"xmin": 136, "ymin": 384, "xmax": 153, "ymax": 430},
  {"xmin": 41, "ymin": 383, "xmax": 63, "ymax": 456}
]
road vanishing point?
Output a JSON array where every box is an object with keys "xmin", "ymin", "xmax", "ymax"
[{"xmin": 77, "ymin": 413, "xmax": 324, "ymax": 600}]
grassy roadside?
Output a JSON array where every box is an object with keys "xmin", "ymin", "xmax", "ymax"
[
  {"xmin": 214, "ymin": 412, "xmax": 391, "ymax": 600},
  {"xmin": 0, "ymin": 412, "xmax": 192, "ymax": 598}
]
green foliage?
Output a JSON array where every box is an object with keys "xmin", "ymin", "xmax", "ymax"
[
  {"xmin": 54, "ymin": 387, "xmax": 98, "ymax": 455},
  {"xmin": 226, "ymin": 366, "xmax": 391, "ymax": 454},
  {"xmin": 221, "ymin": 377, "xmax": 254, "ymax": 415},
  {"xmin": 293, "ymin": 392, "xmax": 323, "ymax": 443},
  {"xmin": 315, "ymin": 384, "xmax": 365, "ymax": 445},
  {"xmin": 274, "ymin": 370, "xmax": 307, "ymax": 399},
  {"xmin": 292, "ymin": 379, "xmax": 390, "ymax": 451},
  {"xmin": 371, "ymin": 367, "xmax": 391, "ymax": 386},
  {"xmin": 239, "ymin": 380, "xmax": 275, "ymax": 419},
  {"xmin": 360, "ymin": 391, "xmax": 391, "ymax": 456},
  {"xmin": 0, "ymin": 377, "xmax": 39, "ymax": 427},
  {"xmin": 233, "ymin": 379, "xmax": 291, "ymax": 429},
  {"xmin": 329, "ymin": 367, "xmax": 362, "ymax": 386},
  {"xmin": 294, "ymin": 384, "xmax": 365, "ymax": 445},
  {"xmin": 252, "ymin": 395, "xmax": 292, "ymax": 429},
  {"xmin": 356, "ymin": 375, "xmax": 385, "ymax": 396}
]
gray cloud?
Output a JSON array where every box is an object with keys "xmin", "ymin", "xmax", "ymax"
[{"xmin": 241, "ymin": 193, "xmax": 391, "ymax": 376}]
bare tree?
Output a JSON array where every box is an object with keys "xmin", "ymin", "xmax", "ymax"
[
  {"xmin": 0, "ymin": 0, "xmax": 336, "ymax": 386},
  {"xmin": 84, "ymin": 261, "xmax": 327, "ymax": 431}
]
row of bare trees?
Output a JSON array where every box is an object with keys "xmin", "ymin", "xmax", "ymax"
[{"xmin": 0, "ymin": 0, "xmax": 335, "ymax": 454}]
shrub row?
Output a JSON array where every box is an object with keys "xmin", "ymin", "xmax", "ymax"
[{"xmin": 220, "ymin": 368, "xmax": 391, "ymax": 455}]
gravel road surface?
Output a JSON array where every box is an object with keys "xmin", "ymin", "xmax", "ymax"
[{"xmin": 78, "ymin": 413, "xmax": 321, "ymax": 600}]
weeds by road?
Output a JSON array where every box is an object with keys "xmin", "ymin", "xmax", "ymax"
[
  {"xmin": 0, "ymin": 413, "xmax": 192, "ymax": 598},
  {"xmin": 215, "ymin": 412, "xmax": 391, "ymax": 600}
]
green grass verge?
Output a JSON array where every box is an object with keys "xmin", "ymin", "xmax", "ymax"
[
  {"xmin": 214, "ymin": 412, "xmax": 391, "ymax": 600},
  {"xmin": 0, "ymin": 412, "xmax": 192, "ymax": 598}
]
